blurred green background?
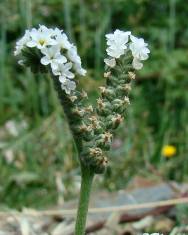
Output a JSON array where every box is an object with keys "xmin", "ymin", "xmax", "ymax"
[{"xmin": 0, "ymin": 0, "xmax": 187, "ymax": 209}]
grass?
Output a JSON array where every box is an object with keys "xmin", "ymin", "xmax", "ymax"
[{"xmin": 0, "ymin": 0, "xmax": 188, "ymax": 209}]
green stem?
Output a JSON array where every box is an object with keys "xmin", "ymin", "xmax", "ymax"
[
  {"xmin": 75, "ymin": 165, "xmax": 94, "ymax": 235},
  {"xmin": 52, "ymin": 75, "xmax": 95, "ymax": 234}
]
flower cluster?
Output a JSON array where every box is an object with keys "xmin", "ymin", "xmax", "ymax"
[
  {"xmin": 14, "ymin": 25, "xmax": 86, "ymax": 94},
  {"xmin": 15, "ymin": 26, "xmax": 150, "ymax": 174},
  {"xmin": 104, "ymin": 29, "xmax": 150, "ymax": 70}
]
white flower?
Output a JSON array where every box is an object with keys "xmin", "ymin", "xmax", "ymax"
[
  {"xmin": 67, "ymin": 45, "xmax": 81, "ymax": 64},
  {"xmin": 106, "ymin": 47, "xmax": 125, "ymax": 59},
  {"xmin": 51, "ymin": 27, "xmax": 63, "ymax": 37},
  {"xmin": 106, "ymin": 30, "xmax": 131, "ymax": 47},
  {"xmin": 132, "ymin": 57, "xmax": 143, "ymax": 70},
  {"xmin": 53, "ymin": 62, "xmax": 75, "ymax": 80},
  {"xmin": 130, "ymin": 35, "xmax": 150, "ymax": 60},
  {"xmin": 14, "ymin": 30, "xmax": 31, "ymax": 55},
  {"xmin": 105, "ymin": 30, "xmax": 131, "ymax": 58},
  {"xmin": 61, "ymin": 79, "xmax": 76, "ymax": 94},
  {"xmin": 55, "ymin": 33, "xmax": 72, "ymax": 50},
  {"xmin": 40, "ymin": 45, "xmax": 67, "ymax": 70},
  {"xmin": 104, "ymin": 58, "xmax": 116, "ymax": 68},
  {"xmin": 74, "ymin": 63, "xmax": 87, "ymax": 76},
  {"xmin": 18, "ymin": 60, "xmax": 24, "ymax": 66},
  {"xmin": 38, "ymin": 25, "xmax": 54, "ymax": 35},
  {"xmin": 27, "ymin": 27, "xmax": 56, "ymax": 49},
  {"xmin": 67, "ymin": 45, "xmax": 86, "ymax": 76}
]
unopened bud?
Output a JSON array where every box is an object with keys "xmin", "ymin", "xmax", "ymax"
[
  {"xmin": 69, "ymin": 95, "xmax": 77, "ymax": 103},
  {"xmin": 89, "ymin": 147, "xmax": 103, "ymax": 157},
  {"xmin": 123, "ymin": 84, "xmax": 132, "ymax": 92},
  {"xmin": 105, "ymin": 114, "xmax": 123, "ymax": 129},
  {"xmin": 80, "ymin": 90, "xmax": 88, "ymax": 99},
  {"xmin": 75, "ymin": 90, "xmax": 88, "ymax": 102},
  {"xmin": 84, "ymin": 105, "xmax": 94, "ymax": 113},
  {"xmin": 104, "ymin": 71, "xmax": 111, "ymax": 78},
  {"xmin": 112, "ymin": 99, "xmax": 123, "ymax": 111},
  {"xmin": 116, "ymin": 84, "xmax": 132, "ymax": 95},
  {"xmin": 128, "ymin": 71, "xmax": 136, "ymax": 80},
  {"xmin": 96, "ymin": 132, "xmax": 112, "ymax": 150},
  {"xmin": 99, "ymin": 86, "xmax": 115, "ymax": 100},
  {"xmin": 72, "ymin": 107, "xmax": 85, "ymax": 117},
  {"xmin": 91, "ymin": 155, "xmax": 108, "ymax": 174},
  {"xmin": 102, "ymin": 132, "xmax": 113, "ymax": 143},
  {"xmin": 111, "ymin": 114, "xmax": 124, "ymax": 129},
  {"xmin": 81, "ymin": 147, "xmax": 107, "ymax": 174},
  {"xmin": 97, "ymin": 98, "xmax": 105, "ymax": 109},
  {"xmin": 97, "ymin": 98, "xmax": 111, "ymax": 116},
  {"xmin": 78, "ymin": 124, "xmax": 94, "ymax": 141},
  {"xmin": 123, "ymin": 96, "xmax": 130, "ymax": 105},
  {"xmin": 89, "ymin": 116, "xmax": 104, "ymax": 134}
]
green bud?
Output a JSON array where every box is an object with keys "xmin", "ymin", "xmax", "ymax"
[
  {"xmin": 115, "ymin": 84, "xmax": 131, "ymax": 96},
  {"xmin": 82, "ymin": 125, "xmax": 94, "ymax": 141},
  {"xmin": 106, "ymin": 75, "xmax": 119, "ymax": 86},
  {"xmin": 99, "ymin": 86, "xmax": 116, "ymax": 100},
  {"xmin": 104, "ymin": 71, "xmax": 111, "ymax": 78},
  {"xmin": 72, "ymin": 107, "xmax": 85, "ymax": 117},
  {"xmin": 97, "ymin": 98, "xmax": 112, "ymax": 116},
  {"xmin": 90, "ymin": 155, "xmax": 108, "ymax": 174},
  {"xmin": 112, "ymin": 99, "xmax": 124, "ymax": 112},
  {"xmin": 123, "ymin": 96, "xmax": 130, "ymax": 106},
  {"xmin": 96, "ymin": 132, "xmax": 112, "ymax": 151},
  {"xmin": 84, "ymin": 105, "xmax": 94, "ymax": 113},
  {"xmin": 69, "ymin": 95, "xmax": 78, "ymax": 103},
  {"xmin": 128, "ymin": 71, "xmax": 136, "ymax": 80},
  {"xmin": 74, "ymin": 90, "xmax": 88, "ymax": 102},
  {"xmin": 106, "ymin": 114, "xmax": 124, "ymax": 129},
  {"xmin": 88, "ymin": 115, "xmax": 104, "ymax": 134},
  {"xmin": 81, "ymin": 147, "xmax": 107, "ymax": 174}
]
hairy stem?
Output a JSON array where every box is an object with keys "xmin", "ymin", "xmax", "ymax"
[
  {"xmin": 52, "ymin": 75, "xmax": 95, "ymax": 234},
  {"xmin": 75, "ymin": 165, "xmax": 94, "ymax": 235}
]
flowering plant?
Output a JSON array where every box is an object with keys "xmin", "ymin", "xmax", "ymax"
[{"xmin": 15, "ymin": 25, "xmax": 150, "ymax": 235}]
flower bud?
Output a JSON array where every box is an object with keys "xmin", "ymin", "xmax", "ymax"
[
  {"xmin": 75, "ymin": 124, "xmax": 94, "ymax": 141},
  {"xmin": 115, "ymin": 84, "xmax": 131, "ymax": 96},
  {"xmin": 123, "ymin": 96, "xmax": 130, "ymax": 105},
  {"xmin": 99, "ymin": 86, "xmax": 115, "ymax": 100},
  {"xmin": 97, "ymin": 98, "xmax": 112, "ymax": 116},
  {"xmin": 84, "ymin": 105, "xmax": 94, "ymax": 113},
  {"xmin": 112, "ymin": 99, "xmax": 124, "ymax": 113},
  {"xmin": 123, "ymin": 84, "xmax": 132, "ymax": 92},
  {"xmin": 80, "ymin": 147, "xmax": 107, "ymax": 174},
  {"xmin": 89, "ymin": 116, "xmax": 102, "ymax": 131},
  {"xmin": 74, "ymin": 90, "xmax": 88, "ymax": 102},
  {"xmin": 90, "ymin": 155, "xmax": 108, "ymax": 174},
  {"xmin": 106, "ymin": 75, "xmax": 119, "ymax": 86},
  {"xmin": 104, "ymin": 71, "xmax": 111, "ymax": 78},
  {"xmin": 128, "ymin": 71, "xmax": 136, "ymax": 80},
  {"xmin": 72, "ymin": 107, "xmax": 85, "ymax": 117},
  {"xmin": 112, "ymin": 114, "xmax": 124, "ymax": 129},
  {"xmin": 96, "ymin": 132, "xmax": 112, "ymax": 150},
  {"xmin": 69, "ymin": 95, "xmax": 78, "ymax": 103},
  {"xmin": 89, "ymin": 147, "xmax": 103, "ymax": 157}
]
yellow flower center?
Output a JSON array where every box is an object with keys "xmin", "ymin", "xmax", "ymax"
[{"xmin": 38, "ymin": 39, "xmax": 46, "ymax": 46}]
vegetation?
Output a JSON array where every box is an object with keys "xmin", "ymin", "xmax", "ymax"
[{"xmin": 0, "ymin": 0, "xmax": 187, "ymax": 214}]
